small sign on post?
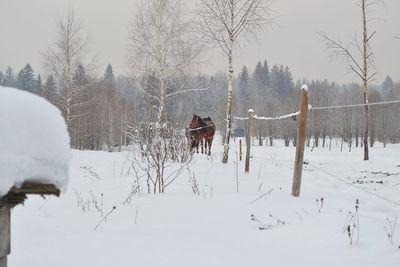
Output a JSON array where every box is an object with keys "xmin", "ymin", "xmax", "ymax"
[
  {"xmin": 292, "ymin": 85, "xmax": 309, "ymax": 197},
  {"xmin": 245, "ymin": 109, "xmax": 254, "ymax": 173}
]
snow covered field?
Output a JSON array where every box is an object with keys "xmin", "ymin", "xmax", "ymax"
[{"xmin": 10, "ymin": 139, "xmax": 400, "ymax": 267}]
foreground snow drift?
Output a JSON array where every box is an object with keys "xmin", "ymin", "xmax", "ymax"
[
  {"xmin": 0, "ymin": 86, "xmax": 70, "ymax": 196},
  {"xmin": 10, "ymin": 140, "xmax": 400, "ymax": 267}
]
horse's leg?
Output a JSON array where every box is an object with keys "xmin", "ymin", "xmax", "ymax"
[
  {"xmin": 208, "ymin": 137, "xmax": 213, "ymax": 156},
  {"xmin": 204, "ymin": 136, "xmax": 208, "ymax": 154},
  {"xmin": 201, "ymin": 137, "xmax": 204, "ymax": 154},
  {"xmin": 195, "ymin": 140, "xmax": 199, "ymax": 153}
]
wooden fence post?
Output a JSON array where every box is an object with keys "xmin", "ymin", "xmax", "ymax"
[
  {"xmin": 292, "ymin": 85, "xmax": 309, "ymax": 197},
  {"xmin": 245, "ymin": 109, "xmax": 254, "ymax": 173},
  {"xmin": 239, "ymin": 139, "xmax": 242, "ymax": 161},
  {"xmin": 0, "ymin": 205, "xmax": 11, "ymax": 267}
]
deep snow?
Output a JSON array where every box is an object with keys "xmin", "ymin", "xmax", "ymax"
[
  {"xmin": 0, "ymin": 86, "xmax": 70, "ymax": 196},
  {"xmin": 9, "ymin": 139, "xmax": 400, "ymax": 267}
]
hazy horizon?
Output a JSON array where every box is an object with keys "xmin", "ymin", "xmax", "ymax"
[{"xmin": 1, "ymin": 0, "xmax": 399, "ymax": 85}]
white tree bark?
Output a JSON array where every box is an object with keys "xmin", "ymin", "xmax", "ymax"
[
  {"xmin": 45, "ymin": 9, "xmax": 91, "ymax": 136},
  {"xmin": 320, "ymin": 0, "xmax": 378, "ymax": 161},
  {"xmin": 197, "ymin": 0, "xmax": 272, "ymax": 163},
  {"xmin": 129, "ymin": 0, "xmax": 201, "ymax": 133},
  {"xmin": 222, "ymin": 38, "xmax": 234, "ymax": 163},
  {"xmin": 361, "ymin": 0, "xmax": 369, "ymax": 160}
]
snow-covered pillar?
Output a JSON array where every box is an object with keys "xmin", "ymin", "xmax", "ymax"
[
  {"xmin": 292, "ymin": 85, "xmax": 309, "ymax": 197},
  {"xmin": 0, "ymin": 86, "xmax": 71, "ymax": 267},
  {"xmin": 0, "ymin": 205, "xmax": 11, "ymax": 267}
]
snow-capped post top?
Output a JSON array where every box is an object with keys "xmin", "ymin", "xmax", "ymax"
[
  {"xmin": 248, "ymin": 109, "xmax": 254, "ymax": 113},
  {"xmin": 0, "ymin": 86, "xmax": 71, "ymax": 197},
  {"xmin": 301, "ymin": 84, "xmax": 308, "ymax": 92}
]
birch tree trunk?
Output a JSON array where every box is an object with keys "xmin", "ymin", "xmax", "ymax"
[
  {"xmin": 45, "ymin": 9, "xmax": 91, "ymax": 146},
  {"xmin": 222, "ymin": 42, "xmax": 234, "ymax": 163},
  {"xmin": 320, "ymin": 0, "xmax": 377, "ymax": 161},
  {"xmin": 362, "ymin": 0, "xmax": 369, "ymax": 160},
  {"xmin": 156, "ymin": 72, "xmax": 166, "ymax": 134},
  {"xmin": 197, "ymin": 0, "xmax": 272, "ymax": 164}
]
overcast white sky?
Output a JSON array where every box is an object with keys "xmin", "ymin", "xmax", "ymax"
[{"xmin": 0, "ymin": 0, "xmax": 399, "ymax": 84}]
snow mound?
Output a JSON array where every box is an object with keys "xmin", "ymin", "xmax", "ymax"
[{"xmin": 0, "ymin": 86, "xmax": 71, "ymax": 197}]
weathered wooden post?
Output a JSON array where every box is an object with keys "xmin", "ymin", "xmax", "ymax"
[
  {"xmin": 292, "ymin": 85, "xmax": 309, "ymax": 197},
  {"xmin": 245, "ymin": 109, "xmax": 254, "ymax": 173},
  {"xmin": 0, "ymin": 206, "xmax": 10, "ymax": 267},
  {"xmin": 0, "ymin": 184, "xmax": 60, "ymax": 267},
  {"xmin": 239, "ymin": 139, "xmax": 243, "ymax": 161}
]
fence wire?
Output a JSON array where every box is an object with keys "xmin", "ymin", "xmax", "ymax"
[{"xmin": 233, "ymin": 100, "xmax": 400, "ymax": 122}]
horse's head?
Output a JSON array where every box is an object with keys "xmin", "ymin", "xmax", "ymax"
[
  {"xmin": 197, "ymin": 115, "xmax": 207, "ymax": 128},
  {"xmin": 190, "ymin": 114, "xmax": 204, "ymax": 129}
]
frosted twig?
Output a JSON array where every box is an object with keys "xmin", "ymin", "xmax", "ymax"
[
  {"xmin": 250, "ymin": 214, "xmax": 262, "ymax": 224},
  {"xmin": 94, "ymin": 206, "xmax": 117, "ymax": 231},
  {"xmin": 134, "ymin": 207, "xmax": 139, "ymax": 225},
  {"xmin": 257, "ymin": 182, "xmax": 263, "ymax": 192},
  {"xmin": 269, "ymin": 214, "xmax": 286, "ymax": 225},
  {"xmin": 249, "ymin": 189, "xmax": 274, "ymax": 204},
  {"xmin": 384, "ymin": 216, "xmax": 398, "ymax": 245},
  {"xmin": 38, "ymin": 199, "xmax": 49, "ymax": 210},
  {"xmin": 342, "ymin": 211, "xmax": 353, "ymax": 232}
]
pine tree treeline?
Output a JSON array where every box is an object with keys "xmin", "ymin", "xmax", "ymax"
[{"xmin": 1, "ymin": 61, "xmax": 399, "ymax": 150}]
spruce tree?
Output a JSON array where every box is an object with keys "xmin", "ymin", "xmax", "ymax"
[
  {"xmin": 103, "ymin": 64, "xmax": 116, "ymax": 152},
  {"xmin": 238, "ymin": 65, "xmax": 250, "ymax": 114},
  {"xmin": 104, "ymin": 64, "xmax": 115, "ymax": 88},
  {"xmin": 73, "ymin": 64, "xmax": 87, "ymax": 87},
  {"xmin": 22, "ymin": 64, "xmax": 36, "ymax": 92},
  {"xmin": 382, "ymin": 76, "xmax": 394, "ymax": 99},
  {"xmin": 253, "ymin": 61, "xmax": 269, "ymax": 99},
  {"xmin": 282, "ymin": 66, "xmax": 294, "ymax": 96},
  {"xmin": 3, "ymin": 67, "xmax": 16, "ymax": 87},
  {"xmin": 0, "ymin": 71, "xmax": 4, "ymax": 85},
  {"xmin": 17, "ymin": 69, "xmax": 25, "ymax": 89},
  {"xmin": 36, "ymin": 75, "xmax": 43, "ymax": 96},
  {"xmin": 44, "ymin": 75, "xmax": 57, "ymax": 104},
  {"xmin": 269, "ymin": 64, "xmax": 280, "ymax": 98},
  {"xmin": 263, "ymin": 60, "xmax": 270, "ymax": 86},
  {"xmin": 253, "ymin": 62, "xmax": 263, "ymax": 89}
]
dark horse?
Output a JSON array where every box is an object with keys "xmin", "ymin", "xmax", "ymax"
[{"xmin": 188, "ymin": 114, "xmax": 216, "ymax": 155}]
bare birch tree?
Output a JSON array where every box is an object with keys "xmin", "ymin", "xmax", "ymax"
[
  {"xmin": 128, "ymin": 0, "xmax": 201, "ymax": 133},
  {"xmin": 197, "ymin": 0, "xmax": 272, "ymax": 163},
  {"xmin": 127, "ymin": 0, "xmax": 202, "ymax": 194},
  {"xmin": 320, "ymin": 0, "xmax": 382, "ymax": 160},
  {"xmin": 44, "ymin": 8, "xmax": 91, "ymax": 135}
]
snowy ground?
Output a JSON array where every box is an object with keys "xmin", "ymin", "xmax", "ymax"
[{"xmin": 10, "ymin": 138, "xmax": 400, "ymax": 267}]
